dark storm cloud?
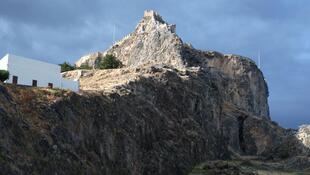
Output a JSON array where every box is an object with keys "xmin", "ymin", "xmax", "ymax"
[
  {"xmin": 0, "ymin": 0, "xmax": 309, "ymax": 128},
  {"xmin": 0, "ymin": 0, "xmax": 103, "ymax": 27}
]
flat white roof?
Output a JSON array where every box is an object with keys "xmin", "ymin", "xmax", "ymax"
[{"xmin": 2, "ymin": 53, "xmax": 60, "ymax": 68}]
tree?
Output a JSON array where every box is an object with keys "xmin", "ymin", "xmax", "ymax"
[
  {"xmin": 99, "ymin": 54, "xmax": 122, "ymax": 69},
  {"xmin": 77, "ymin": 63, "xmax": 92, "ymax": 70},
  {"xmin": 59, "ymin": 62, "xmax": 75, "ymax": 72},
  {"xmin": 0, "ymin": 70, "xmax": 9, "ymax": 82}
]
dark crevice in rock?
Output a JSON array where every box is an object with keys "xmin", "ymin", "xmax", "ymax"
[{"xmin": 237, "ymin": 116, "xmax": 247, "ymax": 153}]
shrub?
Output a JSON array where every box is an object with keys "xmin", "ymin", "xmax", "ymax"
[
  {"xmin": 77, "ymin": 63, "xmax": 92, "ymax": 70},
  {"xmin": 59, "ymin": 62, "xmax": 75, "ymax": 72},
  {"xmin": 99, "ymin": 54, "xmax": 122, "ymax": 69},
  {"xmin": 0, "ymin": 70, "xmax": 9, "ymax": 82}
]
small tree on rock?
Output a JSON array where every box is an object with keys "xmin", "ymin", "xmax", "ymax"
[
  {"xmin": 59, "ymin": 62, "xmax": 75, "ymax": 72},
  {"xmin": 99, "ymin": 54, "xmax": 122, "ymax": 69},
  {"xmin": 0, "ymin": 70, "xmax": 9, "ymax": 82},
  {"xmin": 77, "ymin": 63, "xmax": 92, "ymax": 70}
]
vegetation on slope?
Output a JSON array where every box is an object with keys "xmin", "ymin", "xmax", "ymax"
[
  {"xmin": 0, "ymin": 70, "xmax": 9, "ymax": 82},
  {"xmin": 98, "ymin": 54, "xmax": 122, "ymax": 69},
  {"xmin": 59, "ymin": 62, "xmax": 75, "ymax": 72},
  {"xmin": 59, "ymin": 54, "xmax": 122, "ymax": 72}
]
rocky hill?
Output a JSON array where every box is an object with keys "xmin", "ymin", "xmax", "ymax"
[
  {"xmin": 74, "ymin": 10, "xmax": 270, "ymax": 118},
  {"xmin": 1, "ymin": 10, "xmax": 309, "ymax": 175},
  {"xmin": 75, "ymin": 10, "xmax": 184, "ymax": 69}
]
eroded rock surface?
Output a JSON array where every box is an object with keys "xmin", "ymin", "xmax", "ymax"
[
  {"xmin": 73, "ymin": 10, "xmax": 270, "ymax": 119},
  {"xmin": 189, "ymin": 158, "xmax": 310, "ymax": 175},
  {"xmin": 76, "ymin": 10, "xmax": 184, "ymax": 69},
  {"xmin": 297, "ymin": 125, "xmax": 310, "ymax": 151}
]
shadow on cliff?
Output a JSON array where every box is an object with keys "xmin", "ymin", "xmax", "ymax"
[
  {"xmin": 0, "ymin": 68, "xmax": 309, "ymax": 175},
  {"xmin": 53, "ymin": 67, "xmax": 310, "ymax": 173}
]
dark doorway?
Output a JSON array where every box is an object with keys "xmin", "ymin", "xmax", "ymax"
[
  {"xmin": 32, "ymin": 80, "xmax": 37, "ymax": 87},
  {"xmin": 48, "ymin": 83, "xmax": 53, "ymax": 88},
  {"xmin": 12, "ymin": 76, "xmax": 18, "ymax": 85},
  {"xmin": 237, "ymin": 116, "xmax": 246, "ymax": 153}
]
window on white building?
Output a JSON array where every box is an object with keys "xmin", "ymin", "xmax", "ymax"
[
  {"xmin": 32, "ymin": 80, "xmax": 37, "ymax": 87},
  {"xmin": 48, "ymin": 83, "xmax": 53, "ymax": 88},
  {"xmin": 12, "ymin": 76, "xmax": 18, "ymax": 85}
]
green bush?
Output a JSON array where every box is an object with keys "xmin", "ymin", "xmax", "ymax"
[
  {"xmin": 59, "ymin": 62, "xmax": 75, "ymax": 72},
  {"xmin": 0, "ymin": 70, "xmax": 9, "ymax": 82},
  {"xmin": 77, "ymin": 63, "xmax": 92, "ymax": 70},
  {"xmin": 99, "ymin": 54, "xmax": 122, "ymax": 69}
]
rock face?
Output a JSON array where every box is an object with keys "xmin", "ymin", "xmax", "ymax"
[
  {"xmin": 297, "ymin": 125, "xmax": 310, "ymax": 150},
  {"xmin": 76, "ymin": 10, "xmax": 184, "ymax": 69},
  {"xmin": 75, "ymin": 10, "xmax": 270, "ymax": 118},
  {"xmin": 75, "ymin": 52, "xmax": 103, "ymax": 68},
  {"xmin": 190, "ymin": 158, "xmax": 310, "ymax": 175},
  {"xmin": 1, "ymin": 10, "xmax": 309, "ymax": 175}
]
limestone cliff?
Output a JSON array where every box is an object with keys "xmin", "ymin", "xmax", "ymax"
[
  {"xmin": 75, "ymin": 10, "xmax": 269, "ymax": 118},
  {"xmin": 0, "ymin": 10, "xmax": 309, "ymax": 175},
  {"xmin": 76, "ymin": 10, "xmax": 184, "ymax": 69},
  {"xmin": 297, "ymin": 125, "xmax": 310, "ymax": 151}
]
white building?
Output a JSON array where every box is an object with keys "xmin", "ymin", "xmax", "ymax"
[{"xmin": 0, "ymin": 54, "xmax": 79, "ymax": 91}]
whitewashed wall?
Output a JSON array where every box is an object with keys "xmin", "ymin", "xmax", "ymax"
[
  {"xmin": 6, "ymin": 54, "xmax": 62, "ymax": 88},
  {"xmin": 0, "ymin": 54, "xmax": 8, "ymax": 70},
  {"xmin": 0, "ymin": 54, "xmax": 79, "ymax": 91},
  {"xmin": 61, "ymin": 78, "xmax": 79, "ymax": 92}
]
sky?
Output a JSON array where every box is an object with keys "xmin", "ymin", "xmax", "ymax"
[{"xmin": 0, "ymin": 0, "xmax": 309, "ymax": 128}]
